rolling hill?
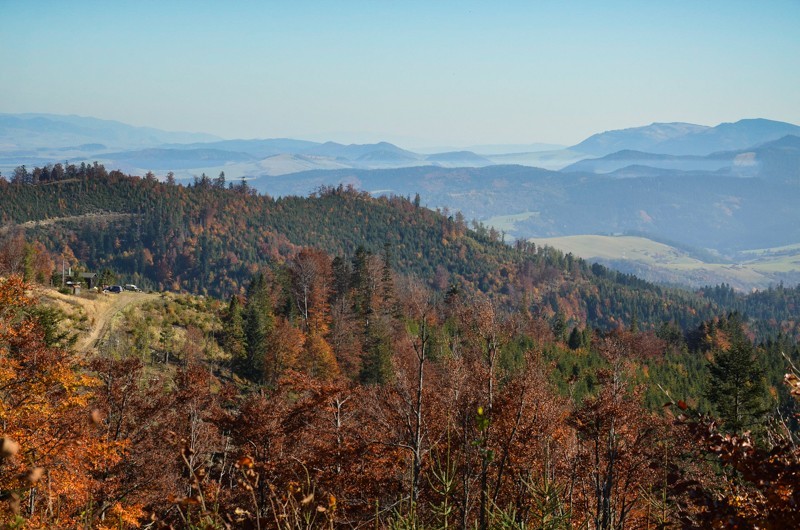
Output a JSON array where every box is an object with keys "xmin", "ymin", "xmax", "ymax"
[
  {"xmin": 572, "ymin": 122, "xmax": 709, "ymax": 156},
  {"xmin": 0, "ymin": 169, "xmax": 737, "ymax": 332}
]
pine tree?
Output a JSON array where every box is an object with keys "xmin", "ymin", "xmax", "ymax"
[
  {"xmin": 351, "ymin": 246, "xmax": 372, "ymax": 318},
  {"xmin": 359, "ymin": 317, "xmax": 393, "ymax": 385},
  {"xmin": 380, "ymin": 242, "xmax": 398, "ymax": 317},
  {"xmin": 705, "ymin": 338, "xmax": 768, "ymax": 434},
  {"xmin": 552, "ymin": 310, "xmax": 568, "ymax": 343},
  {"xmin": 223, "ymin": 295, "xmax": 246, "ymax": 369},
  {"xmin": 243, "ymin": 273, "xmax": 274, "ymax": 382},
  {"xmin": 568, "ymin": 326, "xmax": 583, "ymax": 350}
]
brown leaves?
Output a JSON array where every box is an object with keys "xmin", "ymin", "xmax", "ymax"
[
  {"xmin": 675, "ymin": 409, "xmax": 800, "ymax": 528},
  {"xmin": 236, "ymin": 456, "xmax": 254, "ymax": 469},
  {"xmin": 1, "ymin": 276, "xmax": 130, "ymax": 527}
]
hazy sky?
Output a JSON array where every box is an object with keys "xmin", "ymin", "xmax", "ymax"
[{"xmin": 2, "ymin": 1, "xmax": 799, "ymax": 147}]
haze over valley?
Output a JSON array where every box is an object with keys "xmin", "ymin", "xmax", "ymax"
[{"xmin": 3, "ymin": 113, "xmax": 799, "ymax": 290}]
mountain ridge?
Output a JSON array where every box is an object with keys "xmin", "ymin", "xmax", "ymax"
[
  {"xmin": 563, "ymin": 134, "xmax": 800, "ymax": 179},
  {"xmin": 0, "ymin": 113, "xmax": 220, "ymax": 150},
  {"xmin": 3, "ymin": 113, "xmax": 799, "ymax": 178},
  {"xmin": 571, "ymin": 119, "xmax": 800, "ymax": 157}
]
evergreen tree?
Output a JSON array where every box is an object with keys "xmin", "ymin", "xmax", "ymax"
[
  {"xmin": 705, "ymin": 337, "xmax": 769, "ymax": 434},
  {"xmin": 214, "ymin": 171, "xmax": 226, "ymax": 189},
  {"xmin": 359, "ymin": 317, "xmax": 393, "ymax": 385},
  {"xmin": 568, "ymin": 326, "xmax": 583, "ymax": 350},
  {"xmin": 552, "ymin": 310, "xmax": 568, "ymax": 343},
  {"xmin": 351, "ymin": 246, "xmax": 372, "ymax": 318},
  {"xmin": 331, "ymin": 256, "xmax": 351, "ymax": 302},
  {"xmin": 380, "ymin": 242, "xmax": 397, "ymax": 317},
  {"xmin": 223, "ymin": 295, "xmax": 246, "ymax": 369},
  {"xmin": 243, "ymin": 273, "xmax": 274, "ymax": 382}
]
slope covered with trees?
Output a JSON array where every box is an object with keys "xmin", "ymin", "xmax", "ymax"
[
  {"xmin": 0, "ymin": 166, "xmax": 761, "ymax": 334},
  {"xmin": 1, "ymin": 266, "xmax": 798, "ymax": 528},
  {"xmin": 3, "ymin": 165, "xmax": 800, "ymax": 527}
]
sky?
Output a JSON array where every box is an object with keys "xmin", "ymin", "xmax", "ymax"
[{"xmin": 2, "ymin": 1, "xmax": 799, "ymax": 147}]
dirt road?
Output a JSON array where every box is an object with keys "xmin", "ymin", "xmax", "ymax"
[{"xmin": 41, "ymin": 289, "xmax": 159, "ymax": 353}]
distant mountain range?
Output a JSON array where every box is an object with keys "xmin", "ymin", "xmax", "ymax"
[
  {"xmin": 2, "ymin": 112, "xmax": 800, "ymax": 289},
  {"xmin": 571, "ymin": 118, "xmax": 800, "ymax": 156},
  {"xmin": 3, "ymin": 113, "xmax": 798, "ymax": 178},
  {"xmin": 0, "ymin": 113, "xmax": 219, "ymax": 150},
  {"xmin": 564, "ymin": 134, "xmax": 800, "ymax": 182}
]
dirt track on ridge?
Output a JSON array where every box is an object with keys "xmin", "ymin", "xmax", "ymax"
[{"xmin": 41, "ymin": 289, "xmax": 158, "ymax": 353}]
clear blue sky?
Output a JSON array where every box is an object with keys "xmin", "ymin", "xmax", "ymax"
[{"xmin": 2, "ymin": 1, "xmax": 798, "ymax": 147}]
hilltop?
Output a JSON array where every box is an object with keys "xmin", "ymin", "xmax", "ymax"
[
  {"xmin": 4, "ymin": 167, "xmax": 800, "ymax": 341},
  {"xmin": 0, "ymin": 168, "xmax": 717, "ymax": 332}
]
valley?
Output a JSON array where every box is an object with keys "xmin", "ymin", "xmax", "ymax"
[{"xmin": 528, "ymin": 234, "xmax": 800, "ymax": 290}]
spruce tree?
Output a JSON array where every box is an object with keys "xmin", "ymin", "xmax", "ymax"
[
  {"xmin": 243, "ymin": 273, "xmax": 274, "ymax": 382},
  {"xmin": 359, "ymin": 318, "xmax": 393, "ymax": 385},
  {"xmin": 705, "ymin": 338, "xmax": 768, "ymax": 434},
  {"xmin": 223, "ymin": 295, "xmax": 247, "ymax": 371},
  {"xmin": 568, "ymin": 326, "xmax": 583, "ymax": 350}
]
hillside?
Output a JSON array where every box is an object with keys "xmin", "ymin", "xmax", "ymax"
[
  {"xmin": 0, "ymin": 168, "xmax": 731, "ymax": 332},
  {"xmin": 572, "ymin": 122, "xmax": 709, "ymax": 156},
  {"xmin": 563, "ymin": 135, "xmax": 800, "ymax": 180},
  {"xmin": 5, "ymin": 167, "xmax": 800, "ymax": 343},
  {"xmin": 40, "ymin": 287, "xmax": 159, "ymax": 352},
  {"xmin": 251, "ymin": 164, "xmax": 800, "ymax": 252},
  {"xmin": 4, "ymin": 171, "xmax": 800, "ymax": 529}
]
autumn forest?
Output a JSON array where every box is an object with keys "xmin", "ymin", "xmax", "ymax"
[{"xmin": 1, "ymin": 165, "xmax": 800, "ymax": 529}]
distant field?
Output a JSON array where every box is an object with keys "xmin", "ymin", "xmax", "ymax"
[
  {"xmin": 528, "ymin": 235, "xmax": 800, "ymax": 291},
  {"xmin": 740, "ymin": 242, "xmax": 800, "ymax": 256},
  {"xmin": 485, "ymin": 211, "xmax": 540, "ymax": 233}
]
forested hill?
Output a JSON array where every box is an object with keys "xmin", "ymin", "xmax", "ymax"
[{"xmin": 1, "ymin": 167, "xmax": 797, "ymax": 335}]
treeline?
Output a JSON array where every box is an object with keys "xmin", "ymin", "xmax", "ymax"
[
  {"xmin": 0, "ymin": 164, "xmax": 761, "ymax": 336},
  {"xmin": 700, "ymin": 282, "xmax": 800, "ymax": 338},
  {"xmin": 2, "ymin": 160, "xmax": 110, "ymax": 185}
]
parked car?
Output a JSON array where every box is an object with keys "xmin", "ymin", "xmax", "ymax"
[
  {"xmin": 104, "ymin": 285, "xmax": 123, "ymax": 293},
  {"xmin": 124, "ymin": 284, "xmax": 141, "ymax": 292}
]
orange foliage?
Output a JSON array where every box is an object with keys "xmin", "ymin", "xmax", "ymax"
[{"xmin": 0, "ymin": 276, "xmax": 130, "ymax": 527}]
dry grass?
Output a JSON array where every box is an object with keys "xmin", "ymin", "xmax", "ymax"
[{"xmin": 37, "ymin": 287, "xmax": 159, "ymax": 353}]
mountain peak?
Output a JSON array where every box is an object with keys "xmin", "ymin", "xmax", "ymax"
[{"xmin": 572, "ymin": 122, "xmax": 708, "ymax": 156}]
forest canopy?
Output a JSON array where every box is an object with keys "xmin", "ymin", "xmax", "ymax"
[{"xmin": 1, "ymin": 166, "xmax": 800, "ymax": 528}]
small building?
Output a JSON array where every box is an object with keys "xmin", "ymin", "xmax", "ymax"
[{"xmin": 78, "ymin": 272, "xmax": 97, "ymax": 289}]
